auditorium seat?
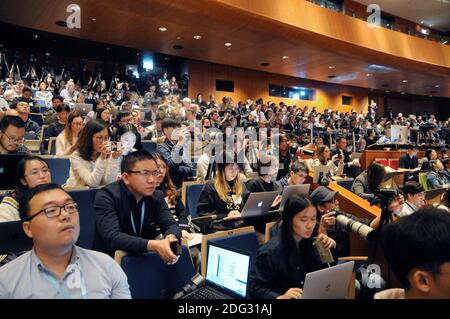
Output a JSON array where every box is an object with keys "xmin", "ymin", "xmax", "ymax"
[
  {"xmin": 375, "ymin": 158, "xmax": 389, "ymax": 167},
  {"xmin": 0, "ymin": 221, "xmax": 33, "ymax": 255},
  {"xmin": 29, "ymin": 113, "xmax": 44, "ymax": 126},
  {"xmin": 45, "ymin": 157, "xmax": 70, "ymax": 186},
  {"xmin": 48, "ymin": 137, "xmax": 57, "ymax": 155},
  {"xmin": 141, "ymin": 141, "xmax": 157, "ymax": 153},
  {"xmin": 184, "ymin": 182, "xmax": 206, "ymax": 219},
  {"xmin": 389, "ymin": 159, "xmax": 399, "ymax": 170},
  {"xmin": 116, "ymin": 245, "xmax": 195, "ymax": 299}
]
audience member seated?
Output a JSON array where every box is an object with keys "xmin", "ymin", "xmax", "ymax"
[
  {"xmin": 113, "ymin": 123, "xmax": 139, "ymax": 157},
  {"xmin": 56, "ymin": 112, "xmax": 83, "ymax": 156},
  {"xmin": 0, "ymin": 115, "xmax": 29, "ymax": 154},
  {"xmin": 85, "ymin": 99, "xmax": 107, "ymax": 123},
  {"xmin": 0, "ymin": 183, "xmax": 131, "ymax": 299},
  {"xmin": 12, "ymin": 87, "xmax": 39, "ymax": 113},
  {"xmin": 375, "ymin": 208, "xmax": 450, "ymax": 299},
  {"xmin": 153, "ymin": 153, "xmax": 193, "ymax": 242},
  {"xmin": 278, "ymin": 160, "xmax": 309, "ymax": 188},
  {"xmin": 197, "ymin": 151, "xmax": 247, "ymax": 231},
  {"xmin": 427, "ymin": 160, "xmax": 449, "ymax": 190},
  {"xmin": 330, "ymin": 136, "xmax": 361, "ymax": 178},
  {"xmin": 43, "ymin": 96, "xmax": 64, "ymax": 125},
  {"xmin": 352, "ymin": 162, "xmax": 386, "ymax": 201},
  {"xmin": 93, "ymin": 150, "xmax": 181, "ymax": 262},
  {"xmin": 311, "ymin": 145, "xmax": 344, "ymax": 180},
  {"xmin": 13, "ymin": 101, "xmax": 40, "ymax": 139},
  {"xmin": 35, "ymin": 81, "xmax": 53, "ymax": 102},
  {"xmin": 440, "ymin": 158, "xmax": 450, "ymax": 184},
  {"xmin": 420, "ymin": 148, "xmax": 438, "ymax": 171},
  {"xmin": 157, "ymin": 118, "xmax": 195, "ymax": 188},
  {"xmin": 96, "ymin": 108, "xmax": 114, "ymax": 135},
  {"xmin": 65, "ymin": 119, "xmax": 122, "ymax": 188},
  {"xmin": 41, "ymin": 103, "xmax": 71, "ymax": 154},
  {"xmin": 60, "ymin": 80, "xmax": 79, "ymax": 104},
  {"xmin": 112, "ymin": 111, "xmax": 143, "ymax": 151},
  {"xmin": 0, "ymin": 156, "xmax": 52, "ymax": 222},
  {"xmin": 248, "ymin": 194, "xmax": 336, "ymax": 299},
  {"xmin": 396, "ymin": 182, "xmax": 426, "ymax": 218},
  {"xmin": 399, "ymin": 145, "xmax": 419, "ymax": 169}
]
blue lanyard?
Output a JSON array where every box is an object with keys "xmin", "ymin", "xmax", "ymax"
[
  {"xmin": 130, "ymin": 202, "xmax": 145, "ymax": 237},
  {"xmin": 41, "ymin": 260, "xmax": 87, "ymax": 299}
]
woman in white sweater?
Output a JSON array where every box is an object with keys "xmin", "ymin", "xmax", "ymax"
[
  {"xmin": 65, "ymin": 119, "xmax": 122, "ymax": 188},
  {"xmin": 311, "ymin": 145, "xmax": 344, "ymax": 181},
  {"xmin": 56, "ymin": 111, "xmax": 83, "ymax": 156}
]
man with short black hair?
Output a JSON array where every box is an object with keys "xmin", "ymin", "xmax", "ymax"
[
  {"xmin": 13, "ymin": 101, "xmax": 40, "ymax": 139},
  {"xmin": 0, "ymin": 183, "xmax": 131, "ymax": 298},
  {"xmin": 376, "ymin": 208, "xmax": 450, "ymax": 299},
  {"xmin": 331, "ymin": 136, "xmax": 360, "ymax": 178},
  {"xmin": 399, "ymin": 145, "xmax": 419, "ymax": 169},
  {"xmin": 44, "ymin": 96, "xmax": 64, "ymax": 125},
  {"xmin": 0, "ymin": 115, "xmax": 29, "ymax": 154},
  {"xmin": 94, "ymin": 150, "xmax": 181, "ymax": 263},
  {"xmin": 397, "ymin": 181, "xmax": 425, "ymax": 218},
  {"xmin": 157, "ymin": 118, "xmax": 195, "ymax": 188}
]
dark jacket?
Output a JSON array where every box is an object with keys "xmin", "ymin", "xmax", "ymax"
[
  {"xmin": 330, "ymin": 146, "xmax": 360, "ymax": 178},
  {"xmin": 93, "ymin": 181, "xmax": 181, "ymax": 257},
  {"xmin": 248, "ymin": 231, "xmax": 325, "ymax": 299},
  {"xmin": 398, "ymin": 154, "xmax": 418, "ymax": 170},
  {"xmin": 156, "ymin": 139, "xmax": 195, "ymax": 188}
]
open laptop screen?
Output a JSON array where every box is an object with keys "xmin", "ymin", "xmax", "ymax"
[{"xmin": 206, "ymin": 244, "xmax": 250, "ymax": 298}]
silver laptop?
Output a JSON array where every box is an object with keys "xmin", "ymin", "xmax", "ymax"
[
  {"xmin": 279, "ymin": 184, "xmax": 311, "ymax": 209},
  {"xmin": 240, "ymin": 191, "xmax": 280, "ymax": 218},
  {"xmin": 74, "ymin": 103, "xmax": 93, "ymax": 117},
  {"xmin": 302, "ymin": 261, "xmax": 354, "ymax": 299}
]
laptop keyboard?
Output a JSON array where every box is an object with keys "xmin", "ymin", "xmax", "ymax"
[{"xmin": 183, "ymin": 286, "xmax": 225, "ymax": 299}]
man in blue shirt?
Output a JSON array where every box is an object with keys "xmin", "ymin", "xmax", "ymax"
[{"xmin": 0, "ymin": 183, "xmax": 131, "ymax": 299}]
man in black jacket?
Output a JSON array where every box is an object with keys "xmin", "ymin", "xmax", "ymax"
[
  {"xmin": 330, "ymin": 136, "xmax": 360, "ymax": 178},
  {"xmin": 398, "ymin": 145, "xmax": 419, "ymax": 170},
  {"xmin": 93, "ymin": 150, "xmax": 181, "ymax": 263},
  {"xmin": 156, "ymin": 118, "xmax": 195, "ymax": 188}
]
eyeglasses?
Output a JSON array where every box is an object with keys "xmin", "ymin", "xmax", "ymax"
[
  {"xmin": 94, "ymin": 135, "xmax": 110, "ymax": 142},
  {"xmin": 24, "ymin": 167, "xmax": 50, "ymax": 178},
  {"xmin": 2, "ymin": 132, "xmax": 25, "ymax": 144},
  {"xmin": 126, "ymin": 170, "xmax": 160, "ymax": 178},
  {"xmin": 28, "ymin": 202, "xmax": 78, "ymax": 221}
]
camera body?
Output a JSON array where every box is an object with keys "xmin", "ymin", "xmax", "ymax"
[{"xmin": 374, "ymin": 188, "xmax": 401, "ymax": 202}]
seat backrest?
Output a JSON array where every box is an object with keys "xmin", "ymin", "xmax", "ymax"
[
  {"xmin": 23, "ymin": 140, "xmax": 41, "ymax": 153},
  {"xmin": 40, "ymin": 125, "xmax": 48, "ymax": 141},
  {"xmin": 29, "ymin": 113, "xmax": 44, "ymax": 126},
  {"xmin": 185, "ymin": 183, "xmax": 206, "ymax": 218},
  {"xmin": 0, "ymin": 221, "xmax": 33, "ymax": 255},
  {"xmin": 389, "ymin": 159, "xmax": 399, "ymax": 170},
  {"xmin": 337, "ymin": 179, "xmax": 353, "ymax": 191},
  {"xmin": 181, "ymin": 180, "xmax": 207, "ymax": 206},
  {"xmin": 200, "ymin": 226, "xmax": 256, "ymax": 276},
  {"xmin": 419, "ymin": 172, "xmax": 429, "ymax": 191},
  {"xmin": 35, "ymin": 99, "xmax": 47, "ymax": 107},
  {"xmin": 264, "ymin": 221, "xmax": 277, "ymax": 243},
  {"xmin": 46, "ymin": 157, "xmax": 71, "ymax": 186},
  {"xmin": 67, "ymin": 188, "xmax": 98, "ymax": 249},
  {"xmin": 119, "ymin": 245, "xmax": 195, "ymax": 299},
  {"xmin": 48, "ymin": 137, "xmax": 57, "ymax": 155},
  {"xmin": 375, "ymin": 158, "xmax": 388, "ymax": 167},
  {"xmin": 141, "ymin": 141, "xmax": 157, "ymax": 153}
]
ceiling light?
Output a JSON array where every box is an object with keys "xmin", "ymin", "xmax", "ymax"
[
  {"xmin": 435, "ymin": 84, "xmax": 441, "ymax": 88},
  {"xmin": 328, "ymin": 65, "xmax": 335, "ymax": 69},
  {"xmin": 158, "ymin": 27, "xmax": 167, "ymax": 32},
  {"xmin": 401, "ymin": 92, "xmax": 405, "ymax": 94},
  {"xmin": 193, "ymin": 35, "xmax": 202, "ymax": 40},
  {"xmin": 33, "ymin": 34, "xmax": 39, "ymax": 39},
  {"xmin": 92, "ymin": 18, "xmax": 96, "ymax": 22},
  {"xmin": 282, "ymin": 56, "xmax": 289, "ymax": 59},
  {"xmin": 421, "ymin": 20, "xmax": 425, "ymax": 24},
  {"xmin": 442, "ymin": 40, "xmax": 448, "ymax": 45},
  {"xmin": 385, "ymin": 91, "xmax": 390, "ymax": 93},
  {"xmin": 366, "ymin": 73, "xmax": 373, "ymax": 77},
  {"xmin": 224, "ymin": 42, "xmax": 232, "ymax": 47},
  {"xmin": 402, "ymin": 80, "xmax": 408, "ymax": 83},
  {"xmin": 260, "ymin": 62, "xmax": 270, "ymax": 67}
]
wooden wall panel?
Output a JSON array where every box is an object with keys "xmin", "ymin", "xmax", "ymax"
[{"xmin": 188, "ymin": 60, "xmax": 369, "ymax": 113}]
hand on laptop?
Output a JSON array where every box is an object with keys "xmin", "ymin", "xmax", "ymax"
[
  {"xmin": 315, "ymin": 233, "xmax": 336, "ymax": 249},
  {"xmin": 147, "ymin": 237, "xmax": 178, "ymax": 264},
  {"xmin": 181, "ymin": 230, "xmax": 193, "ymax": 241},
  {"xmin": 277, "ymin": 288, "xmax": 303, "ymax": 299},
  {"xmin": 272, "ymin": 195, "xmax": 282, "ymax": 208},
  {"xmin": 225, "ymin": 210, "xmax": 241, "ymax": 220}
]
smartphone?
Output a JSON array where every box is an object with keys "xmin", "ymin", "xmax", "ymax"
[{"xmin": 313, "ymin": 238, "xmax": 334, "ymax": 264}]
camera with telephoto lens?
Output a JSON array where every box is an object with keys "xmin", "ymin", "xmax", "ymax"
[
  {"xmin": 373, "ymin": 188, "xmax": 401, "ymax": 202},
  {"xmin": 334, "ymin": 209, "xmax": 375, "ymax": 241},
  {"xmin": 289, "ymin": 143, "xmax": 314, "ymax": 156}
]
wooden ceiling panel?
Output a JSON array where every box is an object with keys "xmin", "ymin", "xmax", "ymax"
[{"xmin": 0, "ymin": 0, "xmax": 448, "ymax": 98}]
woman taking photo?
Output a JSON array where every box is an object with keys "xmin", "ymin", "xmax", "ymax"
[
  {"xmin": 351, "ymin": 162, "xmax": 386, "ymax": 200},
  {"xmin": 311, "ymin": 145, "xmax": 344, "ymax": 181},
  {"xmin": 56, "ymin": 111, "xmax": 83, "ymax": 156},
  {"xmin": 0, "ymin": 156, "xmax": 52, "ymax": 222},
  {"xmin": 65, "ymin": 119, "xmax": 122, "ymax": 188},
  {"xmin": 248, "ymin": 194, "xmax": 336, "ymax": 299}
]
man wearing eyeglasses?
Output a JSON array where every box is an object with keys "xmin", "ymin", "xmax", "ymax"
[
  {"xmin": 0, "ymin": 183, "xmax": 131, "ymax": 299},
  {"xmin": 93, "ymin": 150, "xmax": 181, "ymax": 264},
  {"xmin": 0, "ymin": 115, "xmax": 30, "ymax": 154}
]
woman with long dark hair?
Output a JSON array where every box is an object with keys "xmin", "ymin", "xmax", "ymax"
[
  {"xmin": 56, "ymin": 111, "xmax": 83, "ymax": 156},
  {"xmin": 0, "ymin": 156, "xmax": 52, "ymax": 222},
  {"xmin": 351, "ymin": 162, "xmax": 386, "ymax": 200},
  {"xmin": 65, "ymin": 119, "xmax": 122, "ymax": 187},
  {"xmin": 153, "ymin": 153, "xmax": 193, "ymax": 241},
  {"xmin": 248, "ymin": 194, "xmax": 336, "ymax": 299}
]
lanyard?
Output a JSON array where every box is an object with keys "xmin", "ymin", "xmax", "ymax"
[
  {"xmin": 41, "ymin": 260, "xmax": 87, "ymax": 299},
  {"xmin": 131, "ymin": 202, "xmax": 145, "ymax": 237}
]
